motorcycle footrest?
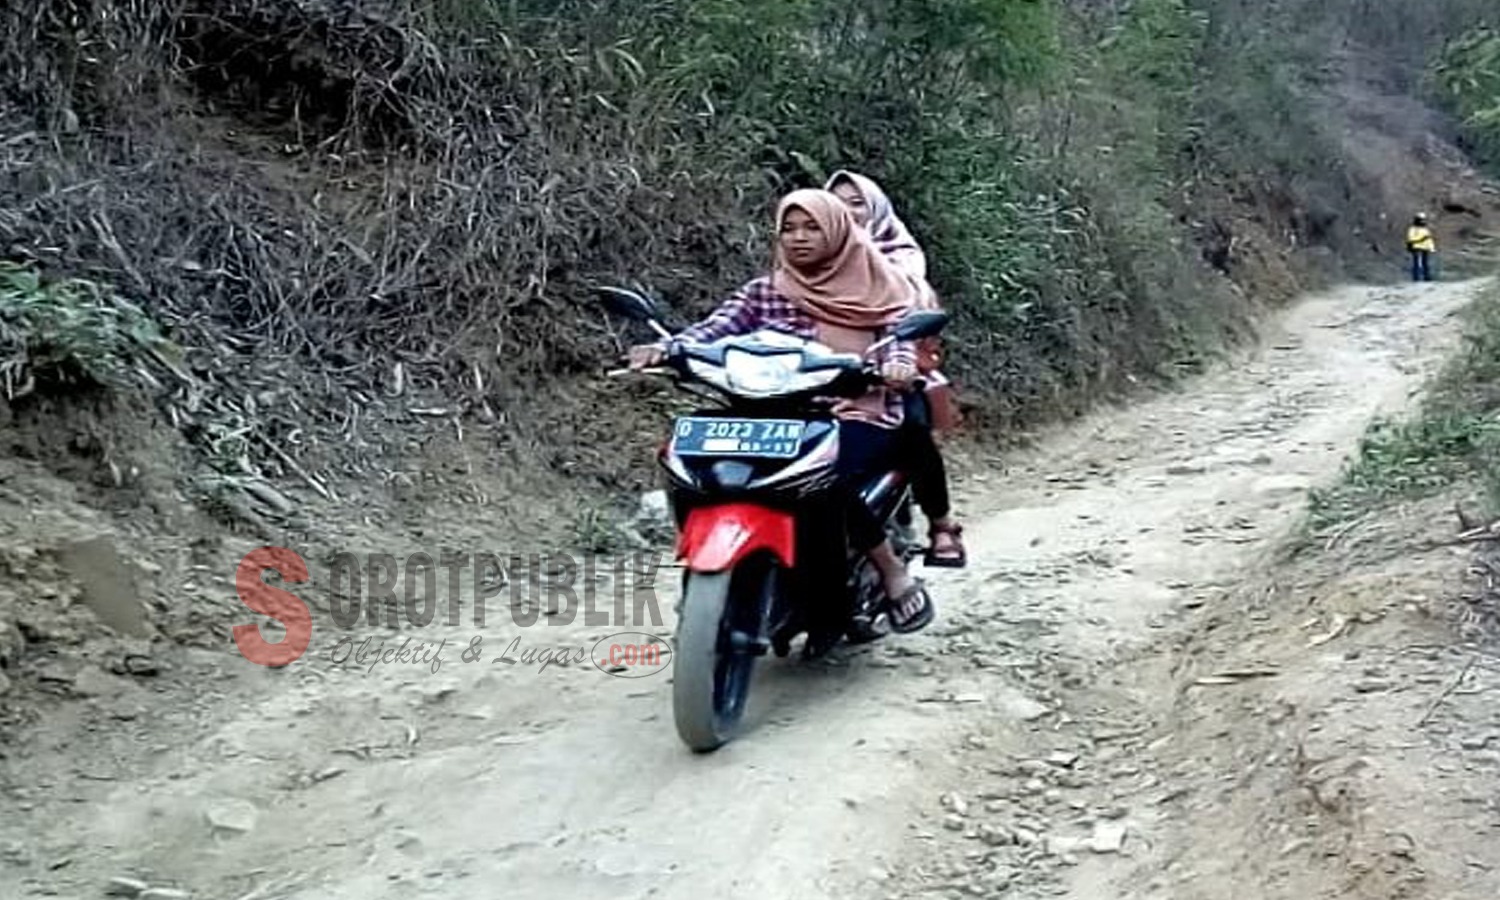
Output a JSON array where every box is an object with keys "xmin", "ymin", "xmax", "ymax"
[{"xmin": 727, "ymin": 630, "xmax": 772, "ymax": 656}]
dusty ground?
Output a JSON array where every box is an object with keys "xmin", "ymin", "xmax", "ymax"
[
  {"xmin": 872, "ymin": 277, "xmax": 1491, "ymax": 900},
  {"xmin": 0, "ymin": 271, "xmax": 1492, "ymax": 899}
]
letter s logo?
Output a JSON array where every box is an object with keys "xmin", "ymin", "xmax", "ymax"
[{"xmin": 234, "ymin": 547, "xmax": 312, "ymax": 667}]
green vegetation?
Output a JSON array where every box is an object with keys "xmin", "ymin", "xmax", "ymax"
[
  {"xmin": 1300, "ymin": 2, "xmax": 1500, "ymax": 537},
  {"xmin": 0, "ymin": 0, "xmax": 1227, "ymax": 482},
  {"xmin": 0, "ymin": 261, "xmax": 178, "ymax": 398},
  {"xmin": 1309, "ymin": 284, "xmax": 1500, "ymax": 529},
  {"xmin": 412, "ymin": 0, "xmax": 1263, "ymax": 419},
  {"xmin": 1432, "ymin": 27, "xmax": 1500, "ymax": 168}
]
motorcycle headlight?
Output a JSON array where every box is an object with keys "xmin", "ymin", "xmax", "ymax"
[{"xmin": 724, "ymin": 349, "xmax": 801, "ymax": 395}]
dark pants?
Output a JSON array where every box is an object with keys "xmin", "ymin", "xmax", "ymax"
[
  {"xmin": 833, "ymin": 421, "xmax": 899, "ymax": 553},
  {"xmin": 788, "ymin": 419, "xmax": 900, "ymax": 635},
  {"xmin": 1411, "ymin": 250, "xmax": 1433, "ymax": 282},
  {"xmin": 899, "ymin": 391, "xmax": 952, "ymax": 522}
]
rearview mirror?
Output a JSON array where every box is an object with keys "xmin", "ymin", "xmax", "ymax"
[
  {"xmin": 891, "ymin": 310, "xmax": 949, "ymax": 342},
  {"xmin": 598, "ymin": 285, "xmax": 660, "ymax": 323}
]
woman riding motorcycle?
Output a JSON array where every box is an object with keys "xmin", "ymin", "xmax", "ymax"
[
  {"xmin": 825, "ymin": 170, "xmax": 967, "ymax": 568},
  {"xmin": 628, "ymin": 188, "xmax": 937, "ymax": 637}
]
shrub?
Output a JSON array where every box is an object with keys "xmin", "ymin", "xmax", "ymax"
[{"xmin": 0, "ymin": 261, "xmax": 178, "ymax": 399}]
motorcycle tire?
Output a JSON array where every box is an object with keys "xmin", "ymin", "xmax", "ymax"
[{"xmin": 673, "ymin": 568, "xmax": 763, "ymax": 752}]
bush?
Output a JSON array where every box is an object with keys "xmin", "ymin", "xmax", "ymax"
[
  {"xmin": 1432, "ymin": 27, "xmax": 1500, "ymax": 168},
  {"xmin": 0, "ymin": 0, "xmax": 1490, "ymax": 495},
  {"xmin": 0, "ymin": 261, "xmax": 179, "ymax": 399}
]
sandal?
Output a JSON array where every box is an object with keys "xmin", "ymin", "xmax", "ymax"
[
  {"xmin": 924, "ymin": 521, "xmax": 967, "ymax": 569},
  {"xmin": 884, "ymin": 579, "xmax": 935, "ymax": 634}
]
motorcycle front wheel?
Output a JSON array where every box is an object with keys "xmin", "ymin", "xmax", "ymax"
[{"xmin": 672, "ymin": 564, "xmax": 767, "ymax": 752}]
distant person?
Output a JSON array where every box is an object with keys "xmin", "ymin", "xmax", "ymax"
[{"xmin": 1405, "ymin": 213, "xmax": 1436, "ymax": 282}]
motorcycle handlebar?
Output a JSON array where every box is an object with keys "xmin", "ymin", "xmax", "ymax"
[{"xmin": 615, "ymin": 340, "xmax": 927, "ymax": 393}]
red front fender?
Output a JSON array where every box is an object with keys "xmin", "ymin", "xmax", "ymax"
[{"xmin": 677, "ymin": 503, "xmax": 796, "ymax": 573}]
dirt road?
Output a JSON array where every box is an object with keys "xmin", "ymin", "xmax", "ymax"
[{"xmin": 0, "ymin": 277, "xmax": 1486, "ymax": 900}]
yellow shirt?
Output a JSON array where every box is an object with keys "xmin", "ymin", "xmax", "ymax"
[{"xmin": 1406, "ymin": 226, "xmax": 1436, "ymax": 252}]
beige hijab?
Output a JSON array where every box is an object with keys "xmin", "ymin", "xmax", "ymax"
[{"xmin": 770, "ymin": 189, "xmax": 916, "ymax": 355}]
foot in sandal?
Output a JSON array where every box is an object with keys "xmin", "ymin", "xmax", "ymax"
[
  {"xmin": 866, "ymin": 539, "xmax": 936, "ymax": 634},
  {"xmin": 924, "ymin": 518, "xmax": 966, "ymax": 568}
]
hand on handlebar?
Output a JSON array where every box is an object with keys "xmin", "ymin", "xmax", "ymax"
[
  {"xmin": 879, "ymin": 359, "xmax": 917, "ymax": 390},
  {"xmin": 627, "ymin": 343, "xmax": 669, "ymax": 369}
]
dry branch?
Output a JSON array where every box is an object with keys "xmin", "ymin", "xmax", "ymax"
[{"xmin": 1417, "ymin": 653, "xmax": 1480, "ymax": 727}]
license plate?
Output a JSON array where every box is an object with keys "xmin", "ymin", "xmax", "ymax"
[{"xmin": 671, "ymin": 417, "xmax": 805, "ymax": 459}]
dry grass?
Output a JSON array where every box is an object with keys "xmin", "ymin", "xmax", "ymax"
[
  {"xmin": 1, "ymin": 0, "xmax": 779, "ymax": 494},
  {"xmin": 0, "ymin": 0, "xmax": 1489, "ymax": 507}
]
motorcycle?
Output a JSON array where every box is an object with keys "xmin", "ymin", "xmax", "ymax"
[{"xmin": 600, "ymin": 286, "xmax": 949, "ymax": 752}]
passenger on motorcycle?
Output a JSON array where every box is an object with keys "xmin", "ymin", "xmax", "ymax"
[
  {"xmin": 628, "ymin": 188, "xmax": 936, "ymax": 634},
  {"xmin": 825, "ymin": 169, "xmax": 967, "ymax": 569}
]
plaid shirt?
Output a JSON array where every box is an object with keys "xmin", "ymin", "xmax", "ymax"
[{"xmin": 676, "ymin": 276, "xmax": 916, "ymax": 428}]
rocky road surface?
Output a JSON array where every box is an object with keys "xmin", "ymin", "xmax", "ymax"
[{"xmin": 0, "ymin": 277, "xmax": 1486, "ymax": 900}]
